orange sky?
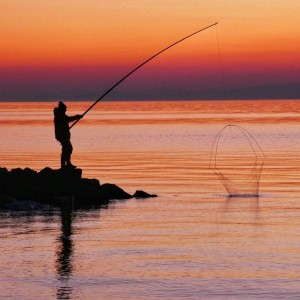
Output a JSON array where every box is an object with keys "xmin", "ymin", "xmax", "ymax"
[{"xmin": 1, "ymin": 0, "xmax": 300, "ymax": 100}]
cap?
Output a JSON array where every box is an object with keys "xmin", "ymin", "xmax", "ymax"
[{"xmin": 58, "ymin": 101, "xmax": 66, "ymax": 110}]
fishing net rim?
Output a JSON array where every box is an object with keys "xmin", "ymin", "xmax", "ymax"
[
  {"xmin": 210, "ymin": 124, "xmax": 265, "ymax": 169},
  {"xmin": 209, "ymin": 124, "xmax": 265, "ymax": 196}
]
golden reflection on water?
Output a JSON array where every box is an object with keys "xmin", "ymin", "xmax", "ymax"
[{"xmin": 1, "ymin": 100, "xmax": 300, "ymax": 299}]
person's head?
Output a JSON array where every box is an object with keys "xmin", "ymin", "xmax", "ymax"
[{"xmin": 58, "ymin": 101, "xmax": 67, "ymax": 112}]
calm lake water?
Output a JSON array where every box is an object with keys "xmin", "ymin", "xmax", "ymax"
[{"xmin": 1, "ymin": 100, "xmax": 300, "ymax": 299}]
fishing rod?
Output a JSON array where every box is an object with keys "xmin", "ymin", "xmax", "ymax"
[{"xmin": 70, "ymin": 22, "xmax": 218, "ymax": 129}]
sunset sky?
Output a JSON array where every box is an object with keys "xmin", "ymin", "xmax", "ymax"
[{"xmin": 1, "ymin": 0, "xmax": 300, "ymax": 101}]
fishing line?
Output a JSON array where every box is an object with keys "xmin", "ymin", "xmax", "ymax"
[
  {"xmin": 215, "ymin": 25, "xmax": 230, "ymax": 124},
  {"xmin": 210, "ymin": 27, "xmax": 266, "ymax": 197},
  {"xmin": 70, "ymin": 22, "xmax": 218, "ymax": 129}
]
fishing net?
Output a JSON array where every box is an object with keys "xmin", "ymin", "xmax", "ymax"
[{"xmin": 210, "ymin": 125, "xmax": 265, "ymax": 197}]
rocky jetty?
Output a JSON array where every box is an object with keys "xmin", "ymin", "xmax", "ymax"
[{"xmin": 0, "ymin": 167, "xmax": 157, "ymax": 209}]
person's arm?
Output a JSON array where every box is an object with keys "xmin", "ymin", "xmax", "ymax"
[{"xmin": 67, "ymin": 114, "xmax": 83, "ymax": 122}]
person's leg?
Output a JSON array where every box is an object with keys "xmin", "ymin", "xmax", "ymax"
[
  {"xmin": 61, "ymin": 153, "xmax": 65, "ymax": 169},
  {"xmin": 60, "ymin": 139, "xmax": 73, "ymax": 168},
  {"xmin": 59, "ymin": 140, "xmax": 67, "ymax": 168},
  {"xmin": 65, "ymin": 140, "xmax": 75, "ymax": 168}
]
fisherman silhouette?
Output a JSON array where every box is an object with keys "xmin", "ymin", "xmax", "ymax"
[{"xmin": 54, "ymin": 101, "xmax": 83, "ymax": 169}]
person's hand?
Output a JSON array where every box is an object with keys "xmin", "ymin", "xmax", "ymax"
[{"xmin": 77, "ymin": 114, "xmax": 83, "ymax": 119}]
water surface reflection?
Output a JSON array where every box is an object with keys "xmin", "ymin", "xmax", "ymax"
[{"xmin": 56, "ymin": 208, "xmax": 74, "ymax": 300}]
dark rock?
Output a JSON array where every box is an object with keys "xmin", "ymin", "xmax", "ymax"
[
  {"xmin": 0, "ymin": 167, "xmax": 9, "ymax": 176},
  {"xmin": 69, "ymin": 178, "xmax": 102, "ymax": 204},
  {"xmin": 11, "ymin": 168, "xmax": 33, "ymax": 184},
  {"xmin": 133, "ymin": 190, "xmax": 158, "ymax": 198},
  {"xmin": 0, "ymin": 167, "xmax": 157, "ymax": 209},
  {"xmin": 38, "ymin": 167, "xmax": 82, "ymax": 185},
  {"xmin": 0, "ymin": 168, "xmax": 9, "ymax": 194},
  {"xmin": 50, "ymin": 195, "xmax": 75, "ymax": 208},
  {"xmin": 99, "ymin": 183, "xmax": 132, "ymax": 201},
  {"xmin": 4, "ymin": 199, "xmax": 53, "ymax": 211},
  {"xmin": 0, "ymin": 195, "xmax": 15, "ymax": 209}
]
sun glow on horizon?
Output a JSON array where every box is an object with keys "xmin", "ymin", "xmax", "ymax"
[{"xmin": 1, "ymin": 0, "xmax": 300, "ymax": 100}]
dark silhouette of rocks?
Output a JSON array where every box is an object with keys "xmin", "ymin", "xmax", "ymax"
[
  {"xmin": 99, "ymin": 183, "xmax": 132, "ymax": 201},
  {"xmin": 133, "ymin": 190, "xmax": 158, "ymax": 198},
  {"xmin": 0, "ymin": 167, "xmax": 157, "ymax": 209}
]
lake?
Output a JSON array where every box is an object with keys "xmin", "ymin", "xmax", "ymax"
[{"xmin": 1, "ymin": 100, "xmax": 300, "ymax": 299}]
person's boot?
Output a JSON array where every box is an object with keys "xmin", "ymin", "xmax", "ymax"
[
  {"xmin": 66, "ymin": 154, "xmax": 76, "ymax": 168},
  {"xmin": 66, "ymin": 163, "xmax": 77, "ymax": 169}
]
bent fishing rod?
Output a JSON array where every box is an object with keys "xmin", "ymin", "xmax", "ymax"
[{"xmin": 70, "ymin": 22, "xmax": 218, "ymax": 129}]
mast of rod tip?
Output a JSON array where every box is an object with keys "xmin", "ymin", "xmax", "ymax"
[{"xmin": 70, "ymin": 22, "xmax": 218, "ymax": 129}]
